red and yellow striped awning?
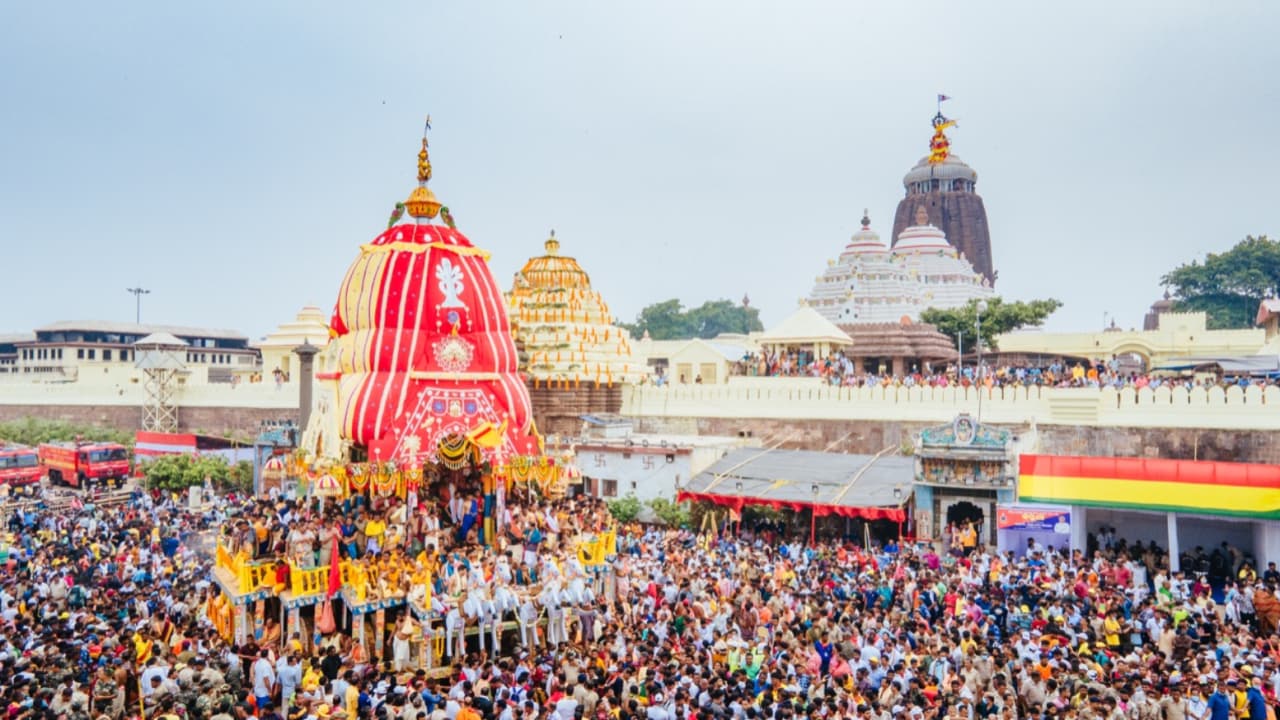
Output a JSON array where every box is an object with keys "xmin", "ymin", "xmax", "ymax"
[{"xmin": 1018, "ymin": 454, "xmax": 1280, "ymax": 520}]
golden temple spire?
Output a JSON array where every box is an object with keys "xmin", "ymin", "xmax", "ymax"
[
  {"xmin": 544, "ymin": 229, "xmax": 560, "ymax": 256},
  {"xmin": 927, "ymin": 110, "xmax": 957, "ymax": 165},
  {"xmin": 405, "ymin": 116, "xmax": 442, "ymax": 222},
  {"xmin": 416, "ymin": 115, "xmax": 433, "ymax": 184}
]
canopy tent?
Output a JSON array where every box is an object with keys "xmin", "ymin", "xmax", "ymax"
[
  {"xmin": 758, "ymin": 305, "xmax": 853, "ymax": 359},
  {"xmin": 1152, "ymin": 355, "xmax": 1280, "ymax": 378},
  {"xmin": 678, "ymin": 447, "xmax": 911, "ymax": 521},
  {"xmin": 1018, "ymin": 454, "xmax": 1280, "ymax": 520}
]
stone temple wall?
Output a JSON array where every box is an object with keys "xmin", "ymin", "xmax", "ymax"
[
  {"xmin": 630, "ymin": 414, "xmax": 1280, "ymax": 465},
  {"xmin": 0, "ymin": 404, "xmax": 299, "ymax": 439},
  {"xmin": 525, "ymin": 381, "xmax": 623, "ymax": 437},
  {"xmin": 892, "ymin": 191, "xmax": 994, "ymax": 284}
]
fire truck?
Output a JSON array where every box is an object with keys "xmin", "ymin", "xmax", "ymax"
[
  {"xmin": 38, "ymin": 441, "xmax": 131, "ymax": 489},
  {"xmin": 0, "ymin": 444, "xmax": 42, "ymax": 492}
]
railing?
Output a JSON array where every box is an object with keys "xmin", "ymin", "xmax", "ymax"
[
  {"xmin": 622, "ymin": 380, "xmax": 1280, "ymax": 430},
  {"xmin": 290, "ymin": 564, "xmax": 328, "ymax": 598},
  {"xmin": 341, "ymin": 562, "xmax": 368, "ymax": 603},
  {"xmin": 288, "ymin": 560, "xmax": 370, "ymax": 603},
  {"xmin": 216, "ymin": 542, "xmax": 276, "ymax": 595},
  {"xmin": 576, "ymin": 529, "xmax": 617, "ymax": 567}
]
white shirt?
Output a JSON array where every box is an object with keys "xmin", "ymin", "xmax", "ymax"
[{"xmin": 252, "ymin": 657, "xmax": 275, "ymax": 696}]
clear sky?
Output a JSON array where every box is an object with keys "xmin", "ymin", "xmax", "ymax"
[{"xmin": 1, "ymin": 2, "xmax": 1276, "ymax": 340}]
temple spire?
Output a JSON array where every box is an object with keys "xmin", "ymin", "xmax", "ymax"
[
  {"xmin": 405, "ymin": 116, "xmax": 442, "ymax": 221},
  {"xmin": 928, "ymin": 111, "xmax": 957, "ymax": 165}
]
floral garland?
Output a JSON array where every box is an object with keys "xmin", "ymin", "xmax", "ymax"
[
  {"xmin": 498, "ymin": 455, "xmax": 558, "ymax": 484},
  {"xmin": 331, "ymin": 466, "xmax": 349, "ymax": 497},
  {"xmin": 347, "ymin": 464, "xmax": 370, "ymax": 493},
  {"xmin": 373, "ymin": 461, "xmax": 399, "ymax": 497},
  {"xmin": 437, "ymin": 435, "xmax": 475, "ymax": 470}
]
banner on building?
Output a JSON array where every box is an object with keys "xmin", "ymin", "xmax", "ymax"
[{"xmin": 997, "ymin": 505, "xmax": 1071, "ymax": 533}]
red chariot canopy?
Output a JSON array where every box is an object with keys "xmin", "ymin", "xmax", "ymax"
[{"xmin": 328, "ymin": 222, "xmax": 538, "ymax": 463}]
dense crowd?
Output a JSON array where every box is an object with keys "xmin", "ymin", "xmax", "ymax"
[
  {"xmin": 726, "ymin": 351, "xmax": 1277, "ymax": 392},
  {"xmin": 7, "ymin": 479, "xmax": 1280, "ymax": 720}
]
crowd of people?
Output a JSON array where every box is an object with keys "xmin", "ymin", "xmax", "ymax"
[
  {"xmin": 8, "ymin": 475, "xmax": 1280, "ymax": 720},
  {"xmin": 725, "ymin": 350, "xmax": 1278, "ymax": 393}
]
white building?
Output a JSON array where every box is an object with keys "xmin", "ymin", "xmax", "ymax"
[
  {"xmin": 563, "ymin": 417, "xmax": 753, "ymax": 503},
  {"xmin": 809, "ymin": 208, "xmax": 993, "ymax": 325}
]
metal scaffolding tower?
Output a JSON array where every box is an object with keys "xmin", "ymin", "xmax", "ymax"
[{"xmin": 134, "ymin": 332, "xmax": 188, "ymax": 432}]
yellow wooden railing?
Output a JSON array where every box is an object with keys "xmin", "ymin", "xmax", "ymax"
[
  {"xmin": 216, "ymin": 542, "xmax": 276, "ymax": 595},
  {"xmin": 291, "ymin": 564, "xmax": 328, "ymax": 598},
  {"xmin": 342, "ymin": 562, "xmax": 368, "ymax": 603},
  {"xmin": 576, "ymin": 528, "xmax": 617, "ymax": 568},
  {"xmin": 288, "ymin": 560, "xmax": 370, "ymax": 603}
]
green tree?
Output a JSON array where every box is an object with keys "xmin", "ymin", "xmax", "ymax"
[
  {"xmin": 1161, "ymin": 235, "xmax": 1280, "ymax": 329},
  {"xmin": 687, "ymin": 299, "xmax": 763, "ymax": 338},
  {"xmin": 228, "ymin": 460, "xmax": 255, "ymax": 494},
  {"xmin": 141, "ymin": 453, "xmax": 232, "ymax": 492},
  {"xmin": 0, "ymin": 417, "xmax": 134, "ymax": 448},
  {"xmin": 920, "ymin": 297, "xmax": 1062, "ymax": 350},
  {"xmin": 646, "ymin": 497, "xmax": 691, "ymax": 528},
  {"xmin": 621, "ymin": 298, "xmax": 762, "ymax": 340},
  {"xmin": 606, "ymin": 494, "xmax": 642, "ymax": 523}
]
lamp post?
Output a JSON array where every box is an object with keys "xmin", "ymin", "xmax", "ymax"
[
  {"xmin": 126, "ymin": 287, "xmax": 151, "ymax": 324},
  {"xmin": 810, "ymin": 483, "xmax": 820, "ymax": 546},
  {"xmin": 975, "ymin": 299, "xmax": 988, "ymax": 422}
]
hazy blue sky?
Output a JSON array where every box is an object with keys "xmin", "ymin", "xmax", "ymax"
[{"xmin": 2, "ymin": 2, "xmax": 1276, "ymax": 340}]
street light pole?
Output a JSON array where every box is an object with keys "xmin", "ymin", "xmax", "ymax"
[
  {"xmin": 975, "ymin": 300, "xmax": 988, "ymax": 422},
  {"xmin": 126, "ymin": 287, "xmax": 151, "ymax": 324},
  {"xmin": 810, "ymin": 483, "xmax": 820, "ymax": 546}
]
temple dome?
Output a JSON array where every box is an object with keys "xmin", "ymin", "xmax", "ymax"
[
  {"xmin": 843, "ymin": 210, "xmax": 888, "ymax": 256},
  {"xmin": 810, "ymin": 212, "xmax": 923, "ymax": 325},
  {"xmin": 516, "ymin": 232, "xmax": 593, "ymax": 290},
  {"xmin": 892, "ymin": 206, "xmax": 994, "ymax": 308},
  {"xmin": 507, "ymin": 231, "xmax": 640, "ymax": 384},
  {"xmin": 327, "ymin": 222, "xmax": 536, "ymax": 461},
  {"xmin": 892, "ymin": 222, "xmax": 953, "ymax": 253},
  {"xmin": 808, "ymin": 206, "xmax": 992, "ymax": 326},
  {"xmin": 903, "ymin": 153, "xmax": 978, "ymax": 186},
  {"xmin": 303, "ymin": 123, "xmax": 538, "ymax": 464}
]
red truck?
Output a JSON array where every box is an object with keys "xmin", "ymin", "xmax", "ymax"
[
  {"xmin": 0, "ymin": 444, "xmax": 42, "ymax": 492},
  {"xmin": 38, "ymin": 441, "xmax": 131, "ymax": 489}
]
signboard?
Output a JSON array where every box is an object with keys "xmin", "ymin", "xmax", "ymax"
[{"xmin": 997, "ymin": 506, "xmax": 1070, "ymax": 532}]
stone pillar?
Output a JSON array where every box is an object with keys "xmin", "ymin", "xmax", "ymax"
[
  {"xmin": 253, "ymin": 599, "xmax": 265, "ymax": 641},
  {"xmin": 293, "ymin": 341, "xmax": 321, "ymax": 433},
  {"xmin": 1252, "ymin": 522, "xmax": 1280, "ymax": 569},
  {"xmin": 287, "ymin": 607, "xmax": 301, "ymax": 652},
  {"xmin": 1167, "ymin": 513, "xmax": 1180, "ymax": 573},
  {"xmin": 892, "ymin": 356, "xmax": 907, "ymax": 376},
  {"xmin": 234, "ymin": 603, "xmax": 249, "ymax": 646},
  {"xmin": 1069, "ymin": 506, "xmax": 1088, "ymax": 556},
  {"xmin": 374, "ymin": 609, "xmax": 386, "ymax": 660},
  {"xmin": 351, "ymin": 612, "xmax": 365, "ymax": 655},
  {"xmin": 421, "ymin": 618, "xmax": 433, "ymax": 669}
]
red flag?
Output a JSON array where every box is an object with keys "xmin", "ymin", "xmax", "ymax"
[
  {"xmin": 937, "ymin": 93, "xmax": 951, "ymax": 102},
  {"xmin": 325, "ymin": 532, "xmax": 342, "ymax": 598}
]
